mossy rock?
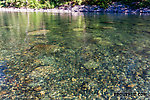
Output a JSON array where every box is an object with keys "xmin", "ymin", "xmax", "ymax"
[
  {"xmin": 84, "ymin": 60, "xmax": 98, "ymax": 69},
  {"xmin": 29, "ymin": 38, "xmax": 49, "ymax": 44},
  {"xmin": 101, "ymin": 21, "xmax": 115, "ymax": 24},
  {"xmin": 94, "ymin": 37, "xmax": 102, "ymax": 41},
  {"xmin": 31, "ymin": 44, "xmax": 63, "ymax": 54},
  {"xmin": 73, "ymin": 28, "xmax": 85, "ymax": 32},
  {"xmin": 29, "ymin": 66, "xmax": 57, "ymax": 78},
  {"xmin": 27, "ymin": 30, "xmax": 50, "ymax": 36},
  {"xmin": 115, "ymin": 42, "xmax": 123, "ymax": 46},
  {"xmin": 137, "ymin": 23, "xmax": 145, "ymax": 26},
  {"xmin": 101, "ymin": 26, "xmax": 115, "ymax": 29},
  {"xmin": 146, "ymin": 51, "xmax": 150, "ymax": 54},
  {"xmin": 1, "ymin": 25, "xmax": 13, "ymax": 29},
  {"xmin": 94, "ymin": 37, "xmax": 111, "ymax": 46}
]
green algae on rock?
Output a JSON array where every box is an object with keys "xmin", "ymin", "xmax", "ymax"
[
  {"xmin": 30, "ymin": 44, "xmax": 63, "ymax": 54},
  {"xmin": 101, "ymin": 22, "xmax": 115, "ymax": 24},
  {"xmin": 27, "ymin": 30, "xmax": 50, "ymax": 36},
  {"xmin": 94, "ymin": 37, "xmax": 112, "ymax": 46},
  {"xmin": 1, "ymin": 25, "xmax": 14, "ymax": 29},
  {"xmin": 73, "ymin": 28, "xmax": 85, "ymax": 32},
  {"xmin": 101, "ymin": 26, "xmax": 115, "ymax": 29},
  {"xmin": 84, "ymin": 60, "xmax": 99, "ymax": 69},
  {"xmin": 29, "ymin": 66, "xmax": 57, "ymax": 78}
]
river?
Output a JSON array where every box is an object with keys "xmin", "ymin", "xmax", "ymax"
[{"xmin": 0, "ymin": 12, "xmax": 149, "ymax": 99}]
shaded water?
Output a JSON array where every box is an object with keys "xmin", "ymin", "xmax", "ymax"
[{"xmin": 0, "ymin": 12, "xmax": 150, "ymax": 99}]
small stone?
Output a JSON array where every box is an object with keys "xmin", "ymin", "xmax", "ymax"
[
  {"xmin": 72, "ymin": 78, "xmax": 77, "ymax": 82},
  {"xmin": 40, "ymin": 91, "xmax": 45, "ymax": 96},
  {"xmin": 84, "ymin": 60, "xmax": 98, "ymax": 69},
  {"xmin": 73, "ymin": 28, "xmax": 84, "ymax": 31},
  {"xmin": 102, "ymin": 22, "xmax": 114, "ymax": 24},
  {"xmin": 0, "ymin": 90, "xmax": 7, "ymax": 95},
  {"xmin": 103, "ymin": 88, "xmax": 107, "ymax": 93},
  {"xmin": 102, "ymin": 27, "xmax": 114, "ymax": 29},
  {"xmin": 127, "ymin": 84, "xmax": 137, "ymax": 88},
  {"xmin": 116, "ymin": 42, "xmax": 123, "ymax": 46},
  {"xmin": 34, "ymin": 86, "xmax": 42, "ymax": 91},
  {"xmin": 146, "ymin": 51, "xmax": 150, "ymax": 54}
]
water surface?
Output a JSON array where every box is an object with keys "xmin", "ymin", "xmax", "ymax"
[{"xmin": 0, "ymin": 12, "xmax": 149, "ymax": 99}]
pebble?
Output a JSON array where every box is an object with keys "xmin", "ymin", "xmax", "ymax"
[
  {"xmin": 34, "ymin": 86, "xmax": 42, "ymax": 91},
  {"xmin": 127, "ymin": 84, "xmax": 137, "ymax": 88},
  {"xmin": 102, "ymin": 26, "xmax": 114, "ymax": 29},
  {"xmin": 40, "ymin": 91, "xmax": 45, "ymax": 96},
  {"xmin": 0, "ymin": 90, "xmax": 7, "ymax": 95}
]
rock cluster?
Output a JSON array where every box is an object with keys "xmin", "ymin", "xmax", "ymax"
[
  {"xmin": 61, "ymin": 2, "xmax": 150, "ymax": 13},
  {"xmin": 0, "ymin": 2, "xmax": 150, "ymax": 14}
]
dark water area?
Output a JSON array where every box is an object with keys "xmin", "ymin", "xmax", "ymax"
[{"xmin": 0, "ymin": 12, "xmax": 149, "ymax": 99}]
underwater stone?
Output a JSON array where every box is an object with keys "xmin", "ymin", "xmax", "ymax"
[
  {"xmin": 84, "ymin": 60, "xmax": 98, "ymax": 69},
  {"xmin": 31, "ymin": 44, "xmax": 62, "ymax": 54},
  {"xmin": 27, "ymin": 30, "xmax": 50, "ymax": 36}
]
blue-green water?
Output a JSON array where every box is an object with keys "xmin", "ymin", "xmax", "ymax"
[{"xmin": 0, "ymin": 12, "xmax": 149, "ymax": 99}]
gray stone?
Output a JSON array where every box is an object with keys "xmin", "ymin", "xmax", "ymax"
[
  {"xmin": 96, "ymin": 8, "xmax": 103, "ymax": 12},
  {"xmin": 147, "ymin": 9, "xmax": 150, "ymax": 13},
  {"xmin": 0, "ymin": 3, "xmax": 150, "ymax": 14}
]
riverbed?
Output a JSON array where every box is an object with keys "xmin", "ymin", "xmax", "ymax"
[{"xmin": 0, "ymin": 12, "xmax": 149, "ymax": 99}]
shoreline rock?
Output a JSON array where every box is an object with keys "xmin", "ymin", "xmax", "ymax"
[{"xmin": 0, "ymin": 2, "xmax": 150, "ymax": 14}]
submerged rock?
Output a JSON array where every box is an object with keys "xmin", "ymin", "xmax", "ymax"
[
  {"xmin": 34, "ymin": 86, "xmax": 42, "ymax": 91},
  {"xmin": 94, "ymin": 37, "xmax": 102, "ymax": 41},
  {"xmin": 101, "ymin": 22, "xmax": 115, "ymax": 24},
  {"xmin": 94, "ymin": 37, "xmax": 112, "ymax": 46},
  {"xmin": 1, "ymin": 25, "xmax": 14, "ymax": 29},
  {"xmin": 27, "ymin": 30, "xmax": 50, "ymax": 36},
  {"xmin": 137, "ymin": 49, "xmax": 150, "ymax": 56},
  {"xmin": 137, "ymin": 23, "xmax": 145, "ymax": 26},
  {"xmin": 84, "ymin": 60, "xmax": 98, "ymax": 69},
  {"xmin": 101, "ymin": 26, "xmax": 115, "ymax": 29},
  {"xmin": 31, "ymin": 44, "xmax": 62, "ymax": 54},
  {"xmin": 29, "ymin": 66, "xmax": 57, "ymax": 78},
  {"xmin": 115, "ymin": 42, "xmax": 123, "ymax": 46},
  {"xmin": 146, "ymin": 51, "xmax": 150, "ymax": 54},
  {"xmin": 73, "ymin": 28, "xmax": 85, "ymax": 32}
]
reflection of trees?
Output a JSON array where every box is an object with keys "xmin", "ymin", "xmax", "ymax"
[{"xmin": 0, "ymin": 12, "xmax": 46, "ymax": 47}]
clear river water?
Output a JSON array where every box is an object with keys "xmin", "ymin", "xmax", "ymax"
[{"xmin": 0, "ymin": 12, "xmax": 149, "ymax": 99}]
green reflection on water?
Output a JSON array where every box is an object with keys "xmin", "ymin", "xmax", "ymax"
[{"xmin": 0, "ymin": 12, "xmax": 149, "ymax": 99}]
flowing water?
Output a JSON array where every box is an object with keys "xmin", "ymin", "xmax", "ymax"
[{"xmin": 0, "ymin": 12, "xmax": 149, "ymax": 99}]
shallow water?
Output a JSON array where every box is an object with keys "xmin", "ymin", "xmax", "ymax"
[{"xmin": 0, "ymin": 12, "xmax": 149, "ymax": 99}]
